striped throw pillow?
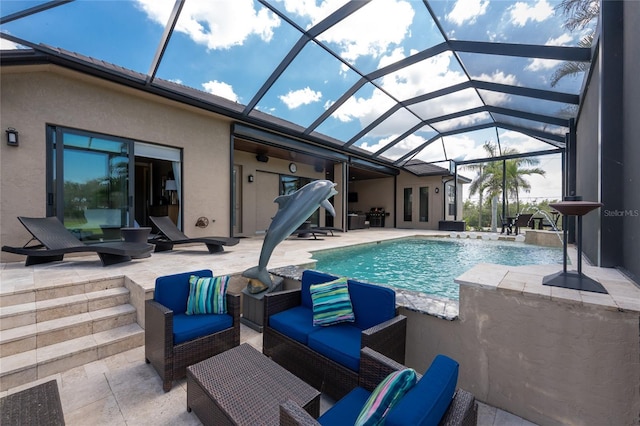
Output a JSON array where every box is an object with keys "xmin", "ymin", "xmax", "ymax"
[
  {"xmin": 310, "ymin": 277, "xmax": 355, "ymax": 326},
  {"xmin": 355, "ymin": 368, "xmax": 417, "ymax": 426},
  {"xmin": 186, "ymin": 275, "xmax": 228, "ymax": 315}
]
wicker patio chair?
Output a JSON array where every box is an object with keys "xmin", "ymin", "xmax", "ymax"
[
  {"xmin": 513, "ymin": 213, "xmax": 533, "ymax": 235},
  {"xmin": 263, "ymin": 271, "xmax": 407, "ymax": 400},
  {"xmin": 280, "ymin": 347, "xmax": 477, "ymax": 426},
  {"xmin": 145, "ymin": 269, "xmax": 240, "ymax": 392}
]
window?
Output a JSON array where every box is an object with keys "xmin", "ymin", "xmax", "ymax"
[
  {"xmin": 419, "ymin": 186, "xmax": 429, "ymax": 222},
  {"xmin": 403, "ymin": 188, "xmax": 412, "ymax": 221}
]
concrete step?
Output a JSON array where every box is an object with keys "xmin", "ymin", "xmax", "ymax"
[
  {"xmin": 0, "ymin": 323, "xmax": 144, "ymax": 392},
  {"xmin": 0, "ymin": 287, "xmax": 130, "ymax": 331},
  {"xmin": 0, "ymin": 304, "xmax": 138, "ymax": 357},
  {"xmin": 0, "ymin": 277, "xmax": 126, "ymax": 308},
  {"xmin": 0, "ymin": 277, "xmax": 145, "ymax": 392}
]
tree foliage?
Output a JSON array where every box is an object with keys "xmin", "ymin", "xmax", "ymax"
[
  {"xmin": 551, "ymin": 0, "xmax": 599, "ymax": 87},
  {"xmin": 463, "ymin": 142, "xmax": 546, "ymax": 229}
]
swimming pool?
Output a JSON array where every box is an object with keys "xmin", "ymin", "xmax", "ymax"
[{"xmin": 312, "ymin": 237, "xmax": 564, "ymax": 300}]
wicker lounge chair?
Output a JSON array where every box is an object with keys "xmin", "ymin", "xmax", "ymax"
[
  {"xmin": 145, "ymin": 269, "xmax": 240, "ymax": 392},
  {"xmin": 148, "ymin": 215, "xmax": 239, "ymax": 253},
  {"xmin": 290, "ymin": 228, "xmax": 328, "ymax": 240},
  {"xmin": 311, "ymin": 226, "xmax": 343, "ymax": 236},
  {"xmin": 1, "ymin": 216, "xmax": 153, "ymax": 266}
]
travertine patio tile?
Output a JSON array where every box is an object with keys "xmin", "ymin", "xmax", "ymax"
[
  {"xmin": 59, "ymin": 370, "xmax": 114, "ymax": 414},
  {"xmin": 63, "ymin": 394, "xmax": 127, "ymax": 426}
]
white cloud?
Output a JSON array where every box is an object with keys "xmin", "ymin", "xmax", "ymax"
[
  {"xmin": 279, "ymin": 87, "xmax": 322, "ymax": 109},
  {"xmin": 472, "ymin": 70, "xmax": 518, "ymax": 105},
  {"xmin": 509, "ymin": 0, "xmax": 554, "ymax": 27},
  {"xmin": 446, "ymin": 0, "xmax": 489, "ymax": 26},
  {"xmin": 546, "ymin": 33, "xmax": 574, "ymax": 46},
  {"xmin": 280, "ymin": 0, "xmax": 347, "ymax": 26},
  {"xmin": 316, "ymin": 0, "xmax": 415, "ymax": 62},
  {"xmin": 0, "ymin": 33, "xmax": 23, "ymax": 49},
  {"xmin": 135, "ymin": 0, "xmax": 280, "ymax": 50},
  {"xmin": 525, "ymin": 58, "xmax": 562, "ymax": 72},
  {"xmin": 525, "ymin": 33, "xmax": 574, "ymax": 71},
  {"xmin": 332, "ymin": 88, "xmax": 396, "ymax": 124},
  {"xmin": 334, "ymin": 51, "xmax": 473, "ymax": 134},
  {"xmin": 202, "ymin": 80, "xmax": 239, "ymax": 102}
]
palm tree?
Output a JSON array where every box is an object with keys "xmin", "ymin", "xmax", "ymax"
[
  {"xmin": 550, "ymin": 34, "xmax": 593, "ymax": 87},
  {"xmin": 465, "ymin": 142, "xmax": 503, "ymax": 231},
  {"xmin": 466, "ymin": 142, "xmax": 546, "ymax": 230},
  {"xmin": 551, "ymin": 0, "xmax": 599, "ymax": 87},
  {"xmin": 504, "ymin": 157, "xmax": 546, "ymax": 214}
]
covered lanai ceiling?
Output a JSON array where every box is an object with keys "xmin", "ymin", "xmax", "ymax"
[{"xmin": 0, "ymin": 0, "xmax": 594, "ymax": 172}]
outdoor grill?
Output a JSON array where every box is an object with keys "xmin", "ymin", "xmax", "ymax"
[{"xmin": 367, "ymin": 207, "xmax": 386, "ymax": 227}]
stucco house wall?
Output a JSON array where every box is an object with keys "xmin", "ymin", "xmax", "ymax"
[
  {"xmin": 232, "ymin": 150, "xmax": 326, "ymax": 237},
  {"xmin": 395, "ymin": 171, "xmax": 450, "ymax": 230},
  {"xmin": 0, "ymin": 65, "xmax": 233, "ymax": 262}
]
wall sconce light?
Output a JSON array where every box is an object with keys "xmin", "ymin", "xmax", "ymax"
[
  {"xmin": 6, "ymin": 128, "xmax": 19, "ymax": 146},
  {"xmin": 248, "ymin": 174, "xmax": 254, "ymax": 183},
  {"xmin": 435, "ymin": 187, "xmax": 440, "ymax": 194}
]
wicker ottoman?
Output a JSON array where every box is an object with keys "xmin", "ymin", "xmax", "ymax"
[
  {"xmin": 187, "ymin": 343, "xmax": 320, "ymax": 425},
  {"xmin": 0, "ymin": 380, "xmax": 65, "ymax": 426}
]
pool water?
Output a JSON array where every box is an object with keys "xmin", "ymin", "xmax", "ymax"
[{"xmin": 312, "ymin": 237, "xmax": 564, "ymax": 300}]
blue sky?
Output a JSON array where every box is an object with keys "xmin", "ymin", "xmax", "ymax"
[{"xmin": 1, "ymin": 0, "xmax": 594, "ymax": 202}]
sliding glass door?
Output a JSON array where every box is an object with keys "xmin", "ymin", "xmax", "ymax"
[{"xmin": 48, "ymin": 127, "xmax": 133, "ymax": 241}]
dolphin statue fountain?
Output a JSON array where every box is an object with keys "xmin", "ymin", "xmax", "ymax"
[{"xmin": 242, "ymin": 179, "xmax": 338, "ymax": 292}]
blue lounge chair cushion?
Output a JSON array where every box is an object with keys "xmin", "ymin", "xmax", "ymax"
[
  {"xmin": 308, "ymin": 323, "xmax": 362, "ymax": 371},
  {"xmin": 154, "ymin": 269, "xmax": 213, "ymax": 314},
  {"xmin": 269, "ymin": 306, "xmax": 316, "ymax": 344},
  {"xmin": 318, "ymin": 386, "xmax": 371, "ymax": 425},
  {"xmin": 385, "ymin": 354, "xmax": 459, "ymax": 426},
  {"xmin": 300, "ymin": 270, "xmax": 339, "ymax": 309},
  {"xmin": 347, "ymin": 279, "xmax": 396, "ymax": 330},
  {"xmin": 172, "ymin": 312, "xmax": 233, "ymax": 345}
]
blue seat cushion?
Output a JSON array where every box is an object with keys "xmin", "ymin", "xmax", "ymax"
[
  {"xmin": 386, "ymin": 354, "xmax": 459, "ymax": 426},
  {"xmin": 318, "ymin": 386, "xmax": 371, "ymax": 426},
  {"xmin": 347, "ymin": 280, "xmax": 396, "ymax": 330},
  {"xmin": 307, "ymin": 323, "xmax": 362, "ymax": 371},
  {"xmin": 269, "ymin": 306, "xmax": 316, "ymax": 344},
  {"xmin": 172, "ymin": 312, "xmax": 232, "ymax": 345},
  {"xmin": 300, "ymin": 270, "xmax": 339, "ymax": 309},
  {"xmin": 155, "ymin": 269, "xmax": 213, "ymax": 315}
]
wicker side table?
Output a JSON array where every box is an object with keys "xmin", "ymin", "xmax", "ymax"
[{"xmin": 187, "ymin": 343, "xmax": 320, "ymax": 426}]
